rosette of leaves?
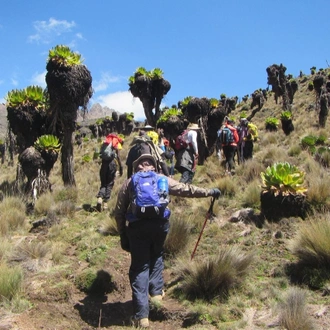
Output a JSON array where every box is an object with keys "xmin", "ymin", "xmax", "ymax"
[
  {"xmin": 260, "ymin": 163, "xmax": 310, "ymax": 220},
  {"xmin": 128, "ymin": 67, "xmax": 171, "ymax": 127},
  {"xmin": 301, "ymin": 134, "xmax": 325, "ymax": 154},
  {"xmin": 261, "ymin": 162, "xmax": 307, "ymax": 196},
  {"xmin": 178, "ymin": 96, "xmax": 193, "ymax": 109},
  {"xmin": 125, "ymin": 112, "xmax": 134, "ymax": 122},
  {"xmin": 209, "ymin": 98, "xmax": 219, "ymax": 109},
  {"xmin": 239, "ymin": 111, "xmax": 247, "ymax": 119},
  {"xmin": 34, "ymin": 135, "xmax": 61, "ymax": 154},
  {"xmin": 157, "ymin": 108, "xmax": 183, "ymax": 124},
  {"xmin": 308, "ymin": 81, "xmax": 314, "ymax": 91},
  {"xmin": 265, "ymin": 117, "xmax": 279, "ymax": 131},
  {"xmin": 6, "ymin": 86, "xmax": 48, "ymax": 152}
]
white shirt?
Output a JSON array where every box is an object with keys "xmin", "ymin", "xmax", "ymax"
[{"xmin": 187, "ymin": 130, "xmax": 198, "ymax": 154}]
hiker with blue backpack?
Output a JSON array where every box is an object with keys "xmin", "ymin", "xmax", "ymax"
[
  {"xmin": 218, "ymin": 118, "xmax": 239, "ymax": 175},
  {"xmin": 114, "ymin": 151, "xmax": 221, "ymax": 328}
]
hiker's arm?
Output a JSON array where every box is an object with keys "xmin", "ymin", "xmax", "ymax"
[
  {"xmin": 114, "ymin": 179, "xmax": 131, "ymax": 235},
  {"xmin": 167, "ymin": 177, "xmax": 214, "ymax": 198},
  {"xmin": 160, "ymin": 161, "xmax": 169, "ymax": 176}
]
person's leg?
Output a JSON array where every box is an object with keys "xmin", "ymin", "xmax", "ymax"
[
  {"xmin": 179, "ymin": 169, "xmax": 191, "ymax": 183},
  {"xmin": 127, "ymin": 222, "xmax": 152, "ymax": 321},
  {"xmin": 226, "ymin": 147, "xmax": 236, "ymax": 171},
  {"xmin": 96, "ymin": 161, "xmax": 108, "ymax": 199},
  {"xmin": 103, "ymin": 161, "xmax": 117, "ymax": 202},
  {"xmin": 149, "ymin": 220, "xmax": 169, "ymax": 297}
]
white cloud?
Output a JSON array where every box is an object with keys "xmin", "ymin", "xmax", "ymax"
[
  {"xmin": 31, "ymin": 71, "xmax": 46, "ymax": 88},
  {"xmin": 96, "ymin": 91, "xmax": 146, "ymax": 121},
  {"xmin": 93, "ymin": 72, "xmax": 121, "ymax": 92},
  {"xmin": 11, "ymin": 78, "xmax": 18, "ymax": 86},
  {"xmin": 28, "ymin": 18, "xmax": 76, "ymax": 44}
]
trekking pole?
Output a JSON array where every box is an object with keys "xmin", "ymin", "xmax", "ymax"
[{"xmin": 191, "ymin": 197, "xmax": 216, "ymax": 260}]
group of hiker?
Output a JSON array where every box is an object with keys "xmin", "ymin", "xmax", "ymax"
[
  {"xmin": 216, "ymin": 117, "xmax": 258, "ymax": 175},
  {"xmin": 93, "ymin": 118, "xmax": 258, "ymax": 328}
]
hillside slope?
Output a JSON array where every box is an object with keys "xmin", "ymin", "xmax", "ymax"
[{"xmin": 1, "ymin": 69, "xmax": 330, "ymax": 329}]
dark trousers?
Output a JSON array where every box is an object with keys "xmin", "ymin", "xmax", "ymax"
[
  {"xmin": 222, "ymin": 145, "xmax": 237, "ymax": 171},
  {"xmin": 179, "ymin": 169, "xmax": 194, "ymax": 184},
  {"xmin": 243, "ymin": 141, "xmax": 253, "ymax": 160},
  {"xmin": 127, "ymin": 219, "xmax": 170, "ymax": 319},
  {"xmin": 97, "ymin": 160, "xmax": 117, "ymax": 201}
]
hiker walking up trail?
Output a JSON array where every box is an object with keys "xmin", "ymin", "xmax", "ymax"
[
  {"xmin": 126, "ymin": 128, "xmax": 169, "ymax": 178},
  {"xmin": 218, "ymin": 118, "xmax": 239, "ymax": 175},
  {"xmin": 175, "ymin": 123, "xmax": 200, "ymax": 184},
  {"xmin": 114, "ymin": 152, "xmax": 221, "ymax": 328},
  {"xmin": 96, "ymin": 133, "xmax": 123, "ymax": 212},
  {"xmin": 237, "ymin": 118, "xmax": 257, "ymax": 162}
]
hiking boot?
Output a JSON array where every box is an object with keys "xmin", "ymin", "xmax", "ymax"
[
  {"xmin": 150, "ymin": 290, "xmax": 165, "ymax": 305},
  {"xmin": 103, "ymin": 202, "xmax": 108, "ymax": 210},
  {"xmin": 96, "ymin": 197, "xmax": 103, "ymax": 212},
  {"xmin": 131, "ymin": 317, "xmax": 149, "ymax": 328}
]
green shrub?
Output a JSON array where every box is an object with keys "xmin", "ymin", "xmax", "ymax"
[
  {"xmin": 0, "ymin": 263, "xmax": 23, "ymax": 302},
  {"xmin": 261, "ymin": 162, "xmax": 307, "ymax": 196},
  {"xmin": 280, "ymin": 111, "xmax": 292, "ymax": 121},
  {"xmin": 265, "ymin": 117, "xmax": 279, "ymax": 129}
]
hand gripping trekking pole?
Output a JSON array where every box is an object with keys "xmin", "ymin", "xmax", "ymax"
[{"xmin": 191, "ymin": 197, "xmax": 216, "ymax": 260}]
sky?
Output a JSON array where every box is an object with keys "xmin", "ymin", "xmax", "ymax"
[{"xmin": 1, "ymin": 0, "xmax": 330, "ymax": 121}]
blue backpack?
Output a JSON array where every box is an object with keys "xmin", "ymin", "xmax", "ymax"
[
  {"xmin": 219, "ymin": 127, "xmax": 234, "ymax": 146},
  {"xmin": 126, "ymin": 171, "xmax": 170, "ymax": 222}
]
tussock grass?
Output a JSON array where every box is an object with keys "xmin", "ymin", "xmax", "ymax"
[
  {"xmin": 0, "ymin": 238, "xmax": 12, "ymax": 262},
  {"xmin": 240, "ymin": 180, "xmax": 261, "ymax": 209},
  {"xmin": 278, "ymin": 287, "xmax": 314, "ymax": 330},
  {"xmin": 175, "ymin": 246, "xmax": 254, "ymax": 301},
  {"xmin": 164, "ymin": 217, "xmax": 192, "ymax": 257},
  {"xmin": 14, "ymin": 240, "xmax": 51, "ymax": 260},
  {"xmin": 290, "ymin": 216, "xmax": 330, "ymax": 267},
  {"xmin": 54, "ymin": 186, "xmax": 78, "ymax": 203},
  {"xmin": 235, "ymin": 158, "xmax": 265, "ymax": 183},
  {"xmin": 307, "ymin": 175, "xmax": 330, "ymax": 209},
  {"xmin": 217, "ymin": 176, "xmax": 237, "ymax": 197},
  {"xmin": 98, "ymin": 214, "xmax": 118, "ymax": 236},
  {"xmin": 288, "ymin": 144, "xmax": 302, "ymax": 157},
  {"xmin": 33, "ymin": 191, "xmax": 55, "ymax": 216},
  {"xmin": 55, "ymin": 200, "xmax": 76, "ymax": 217},
  {"xmin": 0, "ymin": 263, "xmax": 23, "ymax": 302},
  {"xmin": 0, "ymin": 196, "xmax": 27, "ymax": 235}
]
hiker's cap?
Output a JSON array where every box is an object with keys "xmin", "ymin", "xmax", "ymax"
[
  {"xmin": 187, "ymin": 123, "xmax": 200, "ymax": 130},
  {"xmin": 143, "ymin": 125, "xmax": 154, "ymax": 130},
  {"xmin": 133, "ymin": 153, "xmax": 157, "ymax": 172}
]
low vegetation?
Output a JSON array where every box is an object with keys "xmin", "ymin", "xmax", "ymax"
[{"xmin": 0, "ymin": 67, "xmax": 330, "ymax": 329}]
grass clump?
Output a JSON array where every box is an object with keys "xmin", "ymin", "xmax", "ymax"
[
  {"xmin": 0, "ymin": 196, "xmax": 26, "ymax": 235},
  {"xmin": 290, "ymin": 216, "xmax": 330, "ymax": 267},
  {"xmin": 176, "ymin": 246, "xmax": 253, "ymax": 301},
  {"xmin": 277, "ymin": 287, "xmax": 314, "ymax": 330},
  {"xmin": 164, "ymin": 217, "xmax": 192, "ymax": 257},
  {"xmin": 0, "ymin": 263, "xmax": 23, "ymax": 302}
]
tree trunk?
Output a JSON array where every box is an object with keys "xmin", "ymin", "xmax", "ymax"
[
  {"xmin": 61, "ymin": 128, "xmax": 75, "ymax": 186},
  {"xmin": 142, "ymin": 98, "xmax": 156, "ymax": 127}
]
